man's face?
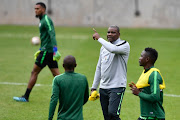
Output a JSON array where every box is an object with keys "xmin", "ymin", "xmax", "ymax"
[
  {"xmin": 34, "ymin": 5, "xmax": 44, "ymax": 18},
  {"xmin": 107, "ymin": 27, "xmax": 120, "ymax": 43},
  {"xmin": 139, "ymin": 50, "xmax": 149, "ymax": 66}
]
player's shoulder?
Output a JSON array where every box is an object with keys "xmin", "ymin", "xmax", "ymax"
[
  {"xmin": 41, "ymin": 15, "xmax": 52, "ymax": 24},
  {"xmin": 149, "ymin": 70, "xmax": 162, "ymax": 82},
  {"xmin": 150, "ymin": 68, "xmax": 161, "ymax": 75},
  {"xmin": 45, "ymin": 15, "xmax": 53, "ymax": 22},
  {"xmin": 118, "ymin": 39, "xmax": 130, "ymax": 47},
  {"xmin": 74, "ymin": 72, "xmax": 85, "ymax": 76},
  {"xmin": 53, "ymin": 73, "xmax": 65, "ymax": 80},
  {"xmin": 74, "ymin": 72, "xmax": 87, "ymax": 79}
]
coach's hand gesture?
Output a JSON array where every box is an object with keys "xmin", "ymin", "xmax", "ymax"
[{"xmin": 93, "ymin": 28, "xmax": 100, "ymax": 40}]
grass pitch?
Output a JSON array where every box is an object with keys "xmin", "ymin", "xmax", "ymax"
[{"xmin": 0, "ymin": 25, "xmax": 180, "ymax": 120}]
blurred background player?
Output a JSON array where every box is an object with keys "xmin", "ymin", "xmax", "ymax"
[
  {"xmin": 48, "ymin": 55, "xmax": 89, "ymax": 120},
  {"xmin": 129, "ymin": 47, "xmax": 165, "ymax": 120},
  {"xmin": 91, "ymin": 26, "xmax": 130, "ymax": 120},
  {"xmin": 13, "ymin": 2, "xmax": 61, "ymax": 102}
]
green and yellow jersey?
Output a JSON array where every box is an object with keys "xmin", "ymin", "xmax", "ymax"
[{"xmin": 136, "ymin": 67, "xmax": 165, "ymax": 119}]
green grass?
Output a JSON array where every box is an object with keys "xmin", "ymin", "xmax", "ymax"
[{"xmin": 0, "ymin": 25, "xmax": 180, "ymax": 120}]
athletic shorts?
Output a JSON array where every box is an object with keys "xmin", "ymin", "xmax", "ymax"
[{"xmin": 35, "ymin": 51, "xmax": 58, "ymax": 69}]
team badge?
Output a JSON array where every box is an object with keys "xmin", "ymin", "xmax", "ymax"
[{"xmin": 39, "ymin": 23, "xmax": 41, "ymax": 27}]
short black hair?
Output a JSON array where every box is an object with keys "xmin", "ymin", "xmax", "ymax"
[
  {"xmin": 109, "ymin": 25, "xmax": 120, "ymax": 33},
  {"xmin": 144, "ymin": 47, "xmax": 158, "ymax": 64},
  {"xmin": 36, "ymin": 2, "xmax": 46, "ymax": 9},
  {"xmin": 63, "ymin": 55, "xmax": 76, "ymax": 70}
]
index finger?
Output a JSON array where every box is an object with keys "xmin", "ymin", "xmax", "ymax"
[
  {"xmin": 131, "ymin": 82, "xmax": 136, "ymax": 86},
  {"xmin": 93, "ymin": 28, "xmax": 97, "ymax": 33}
]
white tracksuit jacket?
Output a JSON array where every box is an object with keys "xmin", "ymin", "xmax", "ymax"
[{"xmin": 92, "ymin": 38, "xmax": 130, "ymax": 89}]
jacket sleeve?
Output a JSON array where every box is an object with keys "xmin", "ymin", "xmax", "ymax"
[
  {"xmin": 98, "ymin": 38, "xmax": 130, "ymax": 55},
  {"xmin": 48, "ymin": 77, "xmax": 60, "ymax": 120},
  {"xmin": 91, "ymin": 48, "xmax": 102, "ymax": 89},
  {"xmin": 45, "ymin": 15, "xmax": 57, "ymax": 46},
  {"xmin": 138, "ymin": 71, "xmax": 161, "ymax": 103}
]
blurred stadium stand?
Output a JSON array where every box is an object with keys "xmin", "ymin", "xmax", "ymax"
[{"xmin": 0, "ymin": 0, "xmax": 180, "ymax": 28}]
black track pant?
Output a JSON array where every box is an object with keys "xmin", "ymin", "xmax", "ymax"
[{"xmin": 99, "ymin": 87, "xmax": 125, "ymax": 120}]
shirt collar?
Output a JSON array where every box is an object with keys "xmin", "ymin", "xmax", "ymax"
[
  {"xmin": 144, "ymin": 66, "xmax": 154, "ymax": 73},
  {"xmin": 65, "ymin": 71, "xmax": 74, "ymax": 73},
  {"xmin": 112, "ymin": 38, "xmax": 121, "ymax": 45},
  {"xmin": 39, "ymin": 14, "xmax": 46, "ymax": 20}
]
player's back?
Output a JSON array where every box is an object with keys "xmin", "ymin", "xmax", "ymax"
[{"xmin": 56, "ymin": 71, "xmax": 89, "ymax": 120}]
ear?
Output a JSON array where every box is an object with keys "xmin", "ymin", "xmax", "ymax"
[
  {"xmin": 63, "ymin": 64, "xmax": 65, "ymax": 68},
  {"xmin": 146, "ymin": 56, "xmax": 150, "ymax": 62},
  {"xmin": 42, "ymin": 7, "xmax": 46, "ymax": 13},
  {"xmin": 74, "ymin": 64, "xmax": 77, "ymax": 68}
]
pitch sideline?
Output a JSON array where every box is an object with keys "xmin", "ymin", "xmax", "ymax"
[{"xmin": 0, "ymin": 82, "xmax": 180, "ymax": 98}]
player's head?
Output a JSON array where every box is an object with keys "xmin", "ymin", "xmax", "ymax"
[
  {"xmin": 107, "ymin": 25, "xmax": 120, "ymax": 43},
  {"xmin": 35, "ymin": 2, "xmax": 46, "ymax": 18},
  {"xmin": 139, "ymin": 47, "xmax": 158, "ymax": 66},
  {"xmin": 63, "ymin": 55, "xmax": 77, "ymax": 71}
]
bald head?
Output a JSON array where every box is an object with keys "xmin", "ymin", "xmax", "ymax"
[{"xmin": 63, "ymin": 55, "xmax": 77, "ymax": 71}]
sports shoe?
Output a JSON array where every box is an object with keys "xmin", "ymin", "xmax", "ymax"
[{"xmin": 13, "ymin": 96, "xmax": 28, "ymax": 102}]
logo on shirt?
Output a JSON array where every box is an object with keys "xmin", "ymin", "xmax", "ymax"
[
  {"xmin": 150, "ymin": 112, "xmax": 153, "ymax": 114},
  {"xmin": 101, "ymin": 51, "xmax": 110, "ymax": 63},
  {"xmin": 117, "ymin": 93, "xmax": 121, "ymax": 95},
  {"xmin": 39, "ymin": 23, "xmax": 41, "ymax": 27}
]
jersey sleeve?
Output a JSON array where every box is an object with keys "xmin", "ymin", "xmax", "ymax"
[
  {"xmin": 48, "ymin": 77, "xmax": 60, "ymax": 120},
  {"xmin": 97, "ymin": 38, "xmax": 130, "ymax": 55},
  {"xmin": 83, "ymin": 76, "xmax": 89, "ymax": 105},
  {"xmin": 138, "ymin": 71, "xmax": 162, "ymax": 103},
  {"xmin": 45, "ymin": 15, "xmax": 57, "ymax": 46}
]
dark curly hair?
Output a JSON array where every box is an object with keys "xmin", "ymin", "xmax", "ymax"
[{"xmin": 144, "ymin": 47, "xmax": 158, "ymax": 64}]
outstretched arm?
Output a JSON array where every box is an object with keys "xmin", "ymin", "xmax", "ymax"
[{"xmin": 92, "ymin": 28, "xmax": 129, "ymax": 54}]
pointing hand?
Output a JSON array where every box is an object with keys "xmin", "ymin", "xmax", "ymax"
[{"xmin": 92, "ymin": 28, "xmax": 100, "ymax": 40}]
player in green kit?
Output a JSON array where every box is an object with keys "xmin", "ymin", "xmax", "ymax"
[
  {"xmin": 48, "ymin": 55, "xmax": 89, "ymax": 120},
  {"xmin": 129, "ymin": 48, "xmax": 165, "ymax": 120},
  {"xmin": 13, "ymin": 2, "xmax": 61, "ymax": 102}
]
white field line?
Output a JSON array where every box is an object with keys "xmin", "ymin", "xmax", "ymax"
[
  {"xmin": 1, "ymin": 33, "xmax": 180, "ymax": 42},
  {"xmin": 0, "ymin": 82, "xmax": 51, "ymax": 87},
  {"xmin": 0, "ymin": 82, "xmax": 180, "ymax": 98},
  {"xmin": 0, "ymin": 33, "xmax": 89, "ymax": 40}
]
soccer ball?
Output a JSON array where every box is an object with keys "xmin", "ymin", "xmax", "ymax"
[{"xmin": 31, "ymin": 36, "xmax": 40, "ymax": 45}]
